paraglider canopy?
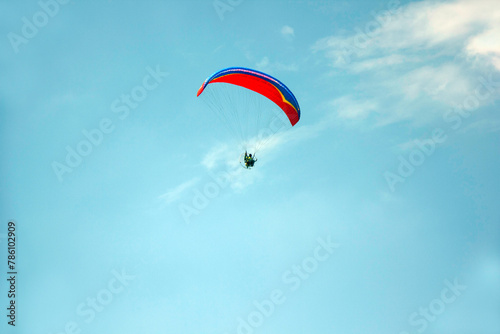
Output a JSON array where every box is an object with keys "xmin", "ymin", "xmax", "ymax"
[{"xmin": 197, "ymin": 67, "xmax": 300, "ymax": 126}]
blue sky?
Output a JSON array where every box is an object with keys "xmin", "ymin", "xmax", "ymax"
[{"xmin": 1, "ymin": 0, "xmax": 499, "ymax": 333}]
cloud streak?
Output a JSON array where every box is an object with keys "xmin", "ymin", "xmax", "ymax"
[
  {"xmin": 159, "ymin": 177, "xmax": 201, "ymax": 204},
  {"xmin": 312, "ymin": 0, "xmax": 500, "ymax": 126}
]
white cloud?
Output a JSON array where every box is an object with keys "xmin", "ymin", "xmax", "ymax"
[
  {"xmin": 313, "ymin": 0, "xmax": 500, "ymax": 65},
  {"xmin": 349, "ymin": 54, "xmax": 415, "ymax": 73},
  {"xmin": 395, "ymin": 64, "xmax": 473, "ymax": 104},
  {"xmin": 256, "ymin": 56, "xmax": 270, "ymax": 69},
  {"xmin": 330, "ymin": 96, "xmax": 378, "ymax": 119},
  {"xmin": 461, "ymin": 117, "xmax": 500, "ymax": 133},
  {"xmin": 466, "ymin": 25, "xmax": 500, "ymax": 70},
  {"xmin": 201, "ymin": 143, "xmax": 232, "ymax": 170},
  {"xmin": 281, "ymin": 25, "xmax": 295, "ymax": 40},
  {"xmin": 256, "ymin": 56, "xmax": 298, "ymax": 73},
  {"xmin": 312, "ymin": 0, "xmax": 500, "ymax": 125},
  {"xmin": 159, "ymin": 177, "xmax": 200, "ymax": 204},
  {"xmin": 313, "ymin": 0, "xmax": 500, "ymax": 69}
]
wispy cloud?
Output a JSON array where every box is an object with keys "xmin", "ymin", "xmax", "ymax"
[
  {"xmin": 330, "ymin": 96, "xmax": 379, "ymax": 119},
  {"xmin": 312, "ymin": 0, "xmax": 500, "ymax": 66},
  {"xmin": 159, "ymin": 177, "xmax": 200, "ymax": 204},
  {"xmin": 256, "ymin": 56, "xmax": 298, "ymax": 73},
  {"xmin": 201, "ymin": 144, "xmax": 232, "ymax": 170},
  {"xmin": 348, "ymin": 54, "xmax": 419, "ymax": 73},
  {"xmin": 466, "ymin": 25, "xmax": 500, "ymax": 70},
  {"xmin": 461, "ymin": 117, "xmax": 500, "ymax": 133},
  {"xmin": 396, "ymin": 139, "xmax": 420, "ymax": 152},
  {"xmin": 312, "ymin": 0, "xmax": 500, "ymax": 126},
  {"xmin": 281, "ymin": 25, "xmax": 295, "ymax": 41}
]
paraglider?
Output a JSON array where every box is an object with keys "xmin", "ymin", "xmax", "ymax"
[
  {"xmin": 197, "ymin": 67, "xmax": 300, "ymax": 169},
  {"xmin": 243, "ymin": 151, "xmax": 257, "ymax": 169}
]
